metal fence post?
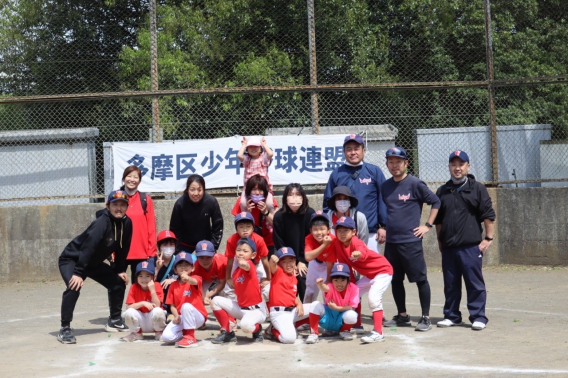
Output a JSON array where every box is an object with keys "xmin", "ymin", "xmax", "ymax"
[
  {"xmin": 484, "ymin": 0, "xmax": 498, "ymax": 184},
  {"xmin": 307, "ymin": 0, "xmax": 320, "ymax": 134},
  {"xmin": 150, "ymin": 0, "xmax": 161, "ymax": 142}
]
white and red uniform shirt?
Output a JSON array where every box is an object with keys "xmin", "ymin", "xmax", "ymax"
[
  {"xmin": 232, "ymin": 260, "xmax": 262, "ymax": 307},
  {"xmin": 165, "ymin": 277, "xmax": 208, "ymax": 320},
  {"xmin": 269, "ymin": 266, "xmax": 297, "ymax": 308},
  {"xmin": 332, "ymin": 236, "xmax": 393, "ymax": 279},
  {"xmin": 324, "ymin": 281, "xmax": 359, "ymax": 308},
  {"xmin": 126, "ymin": 282, "xmax": 164, "ymax": 313},
  {"xmin": 304, "ymin": 233, "xmax": 336, "ymax": 263},
  {"xmin": 192, "ymin": 254, "xmax": 227, "ymax": 282},
  {"xmin": 225, "ymin": 232, "xmax": 268, "ymax": 265}
]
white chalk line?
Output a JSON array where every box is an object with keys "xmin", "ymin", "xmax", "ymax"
[{"xmin": 294, "ymin": 332, "xmax": 568, "ymax": 375}]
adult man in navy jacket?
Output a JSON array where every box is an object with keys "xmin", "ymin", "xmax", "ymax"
[{"xmin": 323, "ymin": 134, "xmax": 387, "ymax": 252}]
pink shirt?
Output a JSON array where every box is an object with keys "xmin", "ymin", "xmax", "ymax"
[
  {"xmin": 324, "ymin": 282, "xmax": 360, "ymax": 308},
  {"xmin": 243, "ymin": 152, "xmax": 272, "ymax": 190}
]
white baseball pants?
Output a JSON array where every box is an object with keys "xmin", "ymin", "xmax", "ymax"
[
  {"xmin": 161, "ymin": 303, "xmax": 206, "ymax": 343},
  {"xmin": 211, "ymin": 296, "xmax": 266, "ymax": 334},
  {"xmin": 304, "ymin": 260, "xmax": 328, "ymax": 303},
  {"xmin": 122, "ymin": 307, "xmax": 166, "ymax": 333},
  {"xmin": 356, "ymin": 273, "xmax": 392, "ymax": 312},
  {"xmin": 268, "ymin": 302, "xmax": 319, "ymax": 344}
]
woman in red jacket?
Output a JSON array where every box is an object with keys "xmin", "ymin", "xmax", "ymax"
[{"xmin": 120, "ymin": 165, "xmax": 157, "ymax": 283}]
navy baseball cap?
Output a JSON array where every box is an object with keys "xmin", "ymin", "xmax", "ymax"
[
  {"xmin": 195, "ymin": 240, "xmax": 215, "ymax": 257},
  {"xmin": 174, "ymin": 251, "xmax": 195, "ymax": 266},
  {"xmin": 310, "ymin": 210, "xmax": 330, "ymax": 226},
  {"xmin": 135, "ymin": 260, "xmax": 155, "ymax": 276},
  {"xmin": 330, "ymin": 263, "xmax": 350, "ymax": 278},
  {"xmin": 237, "ymin": 237, "xmax": 257, "ymax": 253},
  {"xmin": 448, "ymin": 150, "xmax": 470, "ymax": 163},
  {"xmin": 107, "ymin": 190, "xmax": 129, "ymax": 204},
  {"xmin": 385, "ymin": 146, "xmax": 407, "ymax": 160},
  {"xmin": 276, "ymin": 246, "xmax": 296, "ymax": 259},
  {"xmin": 333, "ymin": 215, "xmax": 356, "ymax": 230},
  {"xmin": 234, "ymin": 211, "xmax": 255, "ymax": 225},
  {"xmin": 343, "ymin": 134, "xmax": 365, "ymax": 148}
]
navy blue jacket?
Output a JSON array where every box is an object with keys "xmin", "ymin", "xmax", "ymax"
[
  {"xmin": 434, "ymin": 174, "xmax": 496, "ymax": 248},
  {"xmin": 323, "ymin": 162, "xmax": 387, "ymax": 233}
]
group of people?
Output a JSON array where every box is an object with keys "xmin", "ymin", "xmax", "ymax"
[{"xmin": 56, "ymin": 133, "xmax": 496, "ymax": 348}]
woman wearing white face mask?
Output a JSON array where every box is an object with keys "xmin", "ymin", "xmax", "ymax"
[
  {"xmin": 326, "ymin": 186, "xmax": 369, "ymax": 244},
  {"xmin": 273, "ymin": 183, "xmax": 316, "ymax": 301},
  {"xmin": 120, "ymin": 165, "xmax": 157, "ymax": 284}
]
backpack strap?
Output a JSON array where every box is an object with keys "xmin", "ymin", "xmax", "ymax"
[{"xmin": 139, "ymin": 192, "xmax": 148, "ymax": 215}]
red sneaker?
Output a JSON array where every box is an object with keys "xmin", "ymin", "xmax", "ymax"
[{"xmin": 175, "ymin": 335, "xmax": 199, "ymax": 348}]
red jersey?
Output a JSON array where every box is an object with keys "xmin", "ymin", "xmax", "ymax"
[
  {"xmin": 125, "ymin": 191, "xmax": 157, "ymax": 260},
  {"xmin": 165, "ymin": 277, "xmax": 208, "ymax": 320},
  {"xmin": 192, "ymin": 253, "xmax": 227, "ymax": 282},
  {"xmin": 126, "ymin": 282, "xmax": 164, "ymax": 313},
  {"xmin": 304, "ymin": 233, "xmax": 336, "ymax": 263},
  {"xmin": 225, "ymin": 232, "xmax": 268, "ymax": 265},
  {"xmin": 231, "ymin": 198, "xmax": 278, "ymax": 247},
  {"xmin": 232, "ymin": 260, "xmax": 262, "ymax": 307},
  {"xmin": 269, "ymin": 266, "xmax": 298, "ymax": 308},
  {"xmin": 332, "ymin": 236, "xmax": 393, "ymax": 279}
]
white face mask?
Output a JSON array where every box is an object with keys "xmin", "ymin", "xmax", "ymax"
[
  {"xmin": 161, "ymin": 246, "xmax": 175, "ymax": 259},
  {"xmin": 287, "ymin": 197, "xmax": 303, "ymax": 212},
  {"xmin": 335, "ymin": 200, "xmax": 351, "ymax": 213}
]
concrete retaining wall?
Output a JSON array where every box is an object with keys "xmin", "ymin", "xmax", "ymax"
[{"xmin": 1, "ymin": 187, "xmax": 566, "ymax": 283}]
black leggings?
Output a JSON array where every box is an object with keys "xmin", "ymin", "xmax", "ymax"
[
  {"xmin": 391, "ymin": 279, "xmax": 431, "ymax": 317},
  {"xmin": 59, "ymin": 258, "xmax": 126, "ymax": 327}
]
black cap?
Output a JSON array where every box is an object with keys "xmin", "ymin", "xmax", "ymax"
[{"xmin": 326, "ymin": 186, "xmax": 358, "ymax": 211}]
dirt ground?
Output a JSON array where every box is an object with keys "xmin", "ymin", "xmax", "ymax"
[{"xmin": 1, "ymin": 266, "xmax": 568, "ymax": 377}]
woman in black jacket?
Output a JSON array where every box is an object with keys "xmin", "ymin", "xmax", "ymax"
[
  {"xmin": 272, "ymin": 183, "xmax": 315, "ymax": 301},
  {"xmin": 169, "ymin": 174, "xmax": 224, "ymax": 252},
  {"xmin": 57, "ymin": 190, "xmax": 133, "ymax": 344}
]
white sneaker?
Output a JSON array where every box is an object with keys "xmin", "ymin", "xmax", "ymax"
[
  {"xmin": 296, "ymin": 324, "xmax": 310, "ymax": 332},
  {"xmin": 339, "ymin": 331, "xmax": 353, "ymax": 340},
  {"xmin": 437, "ymin": 319, "xmax": 462, "ymax": 328},
  {"xmin": 350, "ymin": 326, "xmax": 365, "ymax": 334},
  {"xmin": 471, "ymin": 321, "xmax": 486, "ymax": 330},
  {"xmin": 305, "ymin": 334, "xmax": 319, "ymax": 344},
  {"xmin": 361, "ymin": 331, "xmax": 385, "ymax": 343}
]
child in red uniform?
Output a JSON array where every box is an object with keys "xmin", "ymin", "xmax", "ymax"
[
  {"xmin": 304, "ymin": 211, "xmax": 336, "ymax": 304},
  {"xmin": 161, "ymin": 252, "xmax": 208, "ymax": 348},
  {"xmin": 211, "ymin": 237, "xmax": 266, "ymax": 344},
  {"xmin": 121, "ymin": 261, "xmax": 166, "ymax": 342},
  {"xmin": 305, "ymin": 263, "xmax": 359, "ymax": 344},
  {"xmin": 225, "ymin": 212, "xmax": 270, "ymax": 301},
  {"xmin": 192, "ymin": 240, "xmax": 235, "ymax": 331},
  {"xmin": 264, "ymin": 247, "xmax": 319, "ymax": 344},
  {"xmin": 332, "ymin": 216, "xmax": 393, "ymax": 343}
]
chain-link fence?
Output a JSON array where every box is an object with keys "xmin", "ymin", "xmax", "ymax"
[{"xmin": 1, "ymin": 0, "xmax": 567, "ymax": 205}]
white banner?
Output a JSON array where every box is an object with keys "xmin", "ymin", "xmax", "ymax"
[{"xmin": 112, "ymin": 135, "xmax": 347, "ymax": 192}]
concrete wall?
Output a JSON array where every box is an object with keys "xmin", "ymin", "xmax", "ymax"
[{"xmin": 1, "ymin": 187, "xmax": 567, "ymax": 283}]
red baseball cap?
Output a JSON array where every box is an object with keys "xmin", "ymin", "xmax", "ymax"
[{"xmin": 157, "ymin": 230, "xmax": 177, "ymax": 243}]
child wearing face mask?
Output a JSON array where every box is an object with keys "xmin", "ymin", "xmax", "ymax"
[
  {"xmin": 326, "ymin": 186, "xmax": 369, "ymax": 244},
  {"xmin": 237, "ymin": 136, "xmax": 274, "ymax": 213},
  {"xmin": 154, "ymin": 230, "xmax": 196, "ymax": 320}
]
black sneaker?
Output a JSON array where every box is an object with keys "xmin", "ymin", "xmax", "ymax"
[
  {"xmin": 415, "ymin": 316, "xmax": 432, "ymax": 332},
  {"xmin": 211, "ymin": 331, "xmax": 237, "ymax": 344},
  {"xmin": 57, "ymin": 326, "xmax": 76, "ymax": 344},
  {"xmin": 105, "ymin": 317, "xmax": 129, "ymax": 332},
  {"xmin": 384, "ymin": 314, "xmax": 412, "ymax": 327},
  {"xmin": 252, "ymin": 324, "xmax": 263, "ymax": 343}
]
